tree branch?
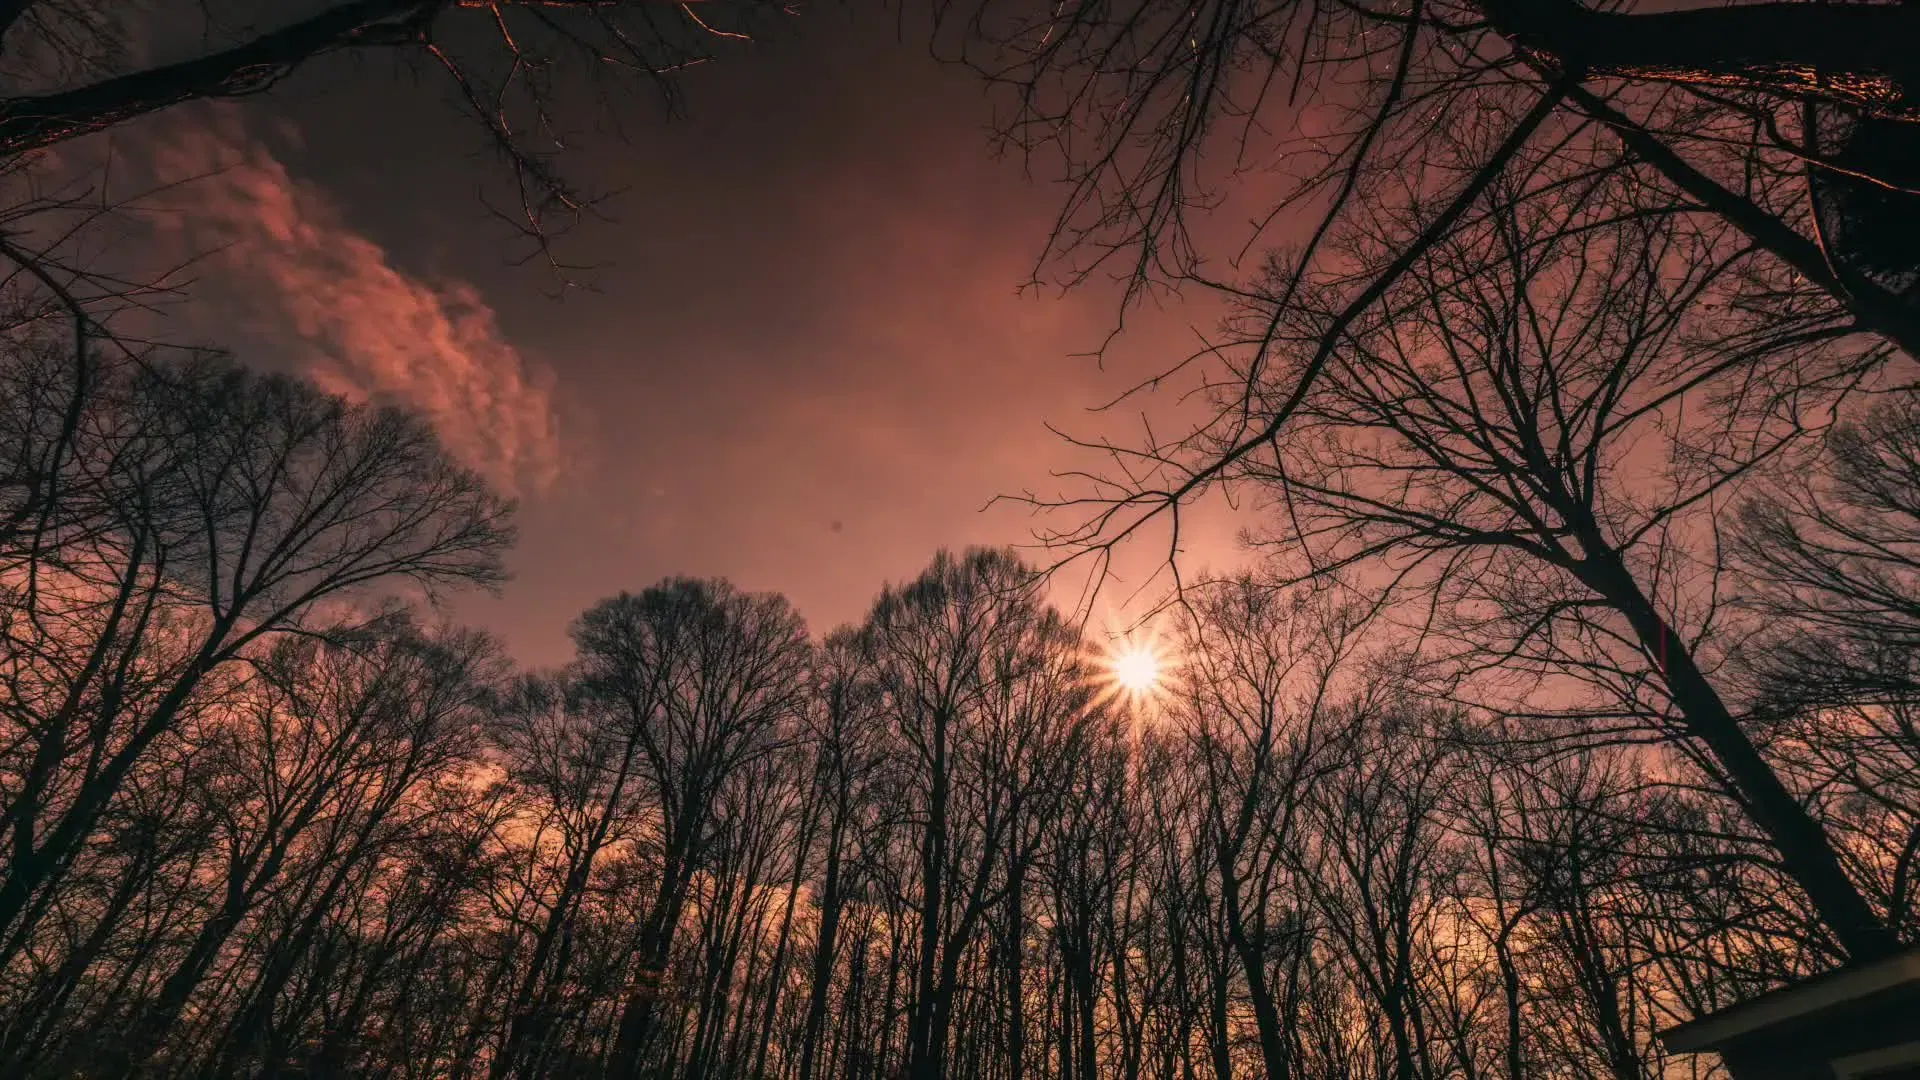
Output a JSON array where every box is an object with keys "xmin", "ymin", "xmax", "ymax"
[
  {"xmin": 1477, "ymin": 0, "xmax": 1920, "ymax": 118},
  {"xmin": 0, "ymin": 0, "xmax": 443, "ymax": 159},
  {"xmin": 1564, "ymin": 83, "xmax": 1920, "ymax": 358}
]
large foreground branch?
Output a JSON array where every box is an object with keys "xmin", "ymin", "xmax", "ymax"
[
  {"xmin": 0, "ymin": 1, "xmax": 447, "ymax": 158},
  {"xmin": 1564, "ymin": 83, "xmax": 1920, "ymax": 359},
  {"xmin": 1478, "ymin": 0, "xmax": 1920, "ymax": 117},
  {"xmin": 0, "ymin": 0, "xmax": 725, "ymax": 161}
]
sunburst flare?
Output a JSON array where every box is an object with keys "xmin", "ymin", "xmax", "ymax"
[{"xmin": 1098, "ymin": 624, "xmax": 1176, "ymax": 711}]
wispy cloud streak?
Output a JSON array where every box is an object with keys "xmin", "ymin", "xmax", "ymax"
[{"xmin": 131, "ymin": 113, "xmax": 561, "ymax": 495}]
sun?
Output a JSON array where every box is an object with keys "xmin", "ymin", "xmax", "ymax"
[
  {"xmin": 1112, "ymin": 645, "xmax": 1161, "ymax": 694},
  {"xmin": 1098, "ymin": 625, "xmax": 1174, "ymax": 712}
]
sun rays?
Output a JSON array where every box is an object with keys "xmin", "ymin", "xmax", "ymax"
[{"xmin": 1096, "ymin": 622, "xmax": 1176, "ymax": 712}]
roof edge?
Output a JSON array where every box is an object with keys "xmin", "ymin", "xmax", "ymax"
[{"xmin": 1662, "ymin": 949, "xmax": 1920, "ymax": 1054}]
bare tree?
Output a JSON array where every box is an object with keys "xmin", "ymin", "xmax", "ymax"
[
  {"xmin": 575, "ymin": 577, "xmax": 812, "ymax": 1079},
  {"xmin": 1167, "ymin": 578, "xmax": 1377, "ymax": 1080},
  {"xmin": 961, "ymin": 1, "xmax": 1920, "ymax": 670},
  {"xmin": 963, "ymin": 0, "xmax": 1920, "ymax": 349},
  {"xmin": 1089, "ymin": 167, "xmax": 1899, "ymax": 961},
  {"xmin": 794, "ymin": 628, "xmax": 888, "ymax": 1080},
  {"xmin": 0, "ymin": 350, "xmax": 512, "ymax": 975},
  {"xmin": 1733, "ymin": 395, "xmax": 1920, "ymax": 941},
  {"xmin": 858, "ymin": 548, "xmax": 1100, "ymax": 1080}
]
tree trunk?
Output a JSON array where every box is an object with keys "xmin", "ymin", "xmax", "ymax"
[
  {"xmin": 607, "ymin": 822, "xmax": 698, "ymax": 1079},
  {"xmin": 796, "ymin": 807, "xmax": 848, "ymax": 1080},
  {"xmin": 906, "ymin": 710, "xmax": 949, "ymax": 1080},
  {"xmin": 1572, "ymin": 542, "xmax": 1898, "ymax": 959},
  {"xmin": 751, "ymin": 782, "xmax": 821, "ymax": 1080},
  {"xmin": 1217, "ymin": 853, "xmax": 1289, "ymax": 1080},
  {"xmin": 1477, "ymin": 0, "xmax": 1920, "ymax": 117}
]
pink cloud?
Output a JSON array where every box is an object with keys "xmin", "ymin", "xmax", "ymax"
[{"xmin": 131, "ymin": 114, "xmax": 561, "ymax": 495}]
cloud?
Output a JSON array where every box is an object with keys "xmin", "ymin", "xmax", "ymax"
[{"xmin": 128, "ymin": 112, "xmax": 561, "ymax": 496}]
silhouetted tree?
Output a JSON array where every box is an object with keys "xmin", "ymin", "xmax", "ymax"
[
  {"xmin": 580, "ymin": 578, "xmax": 812, "ymax": 1079},
  {"xmin": 965, "ymin": 0, "xmax": 1920, "ymax": 353},
  {"xmin": 0, "ymin": 349, "xmax": 512, "ymax": 988}
]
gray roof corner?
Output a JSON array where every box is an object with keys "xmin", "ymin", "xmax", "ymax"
[{"xmin": 1660, "ymin": 949, "xmax": 1920, "ymax": 1054}]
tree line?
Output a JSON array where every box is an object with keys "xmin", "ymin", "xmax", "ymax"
[{"xmin": 0, "ymin": 292, "xmax": 1915, "ymax": 1080}]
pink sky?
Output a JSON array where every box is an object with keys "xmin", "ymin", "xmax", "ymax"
[{"xmin": 113, "ymin": 8, "xmax": 1259, "ymax": 666}]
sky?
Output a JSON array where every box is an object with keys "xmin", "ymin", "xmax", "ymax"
[{"xmin": 95, "ymin": 5, "xmax": 1255, "ymax": 667}]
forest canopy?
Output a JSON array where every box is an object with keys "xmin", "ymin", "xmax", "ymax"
[{"xmin": 0, "ymin": 338, "xmax": 1916, "ymax": 1078}]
